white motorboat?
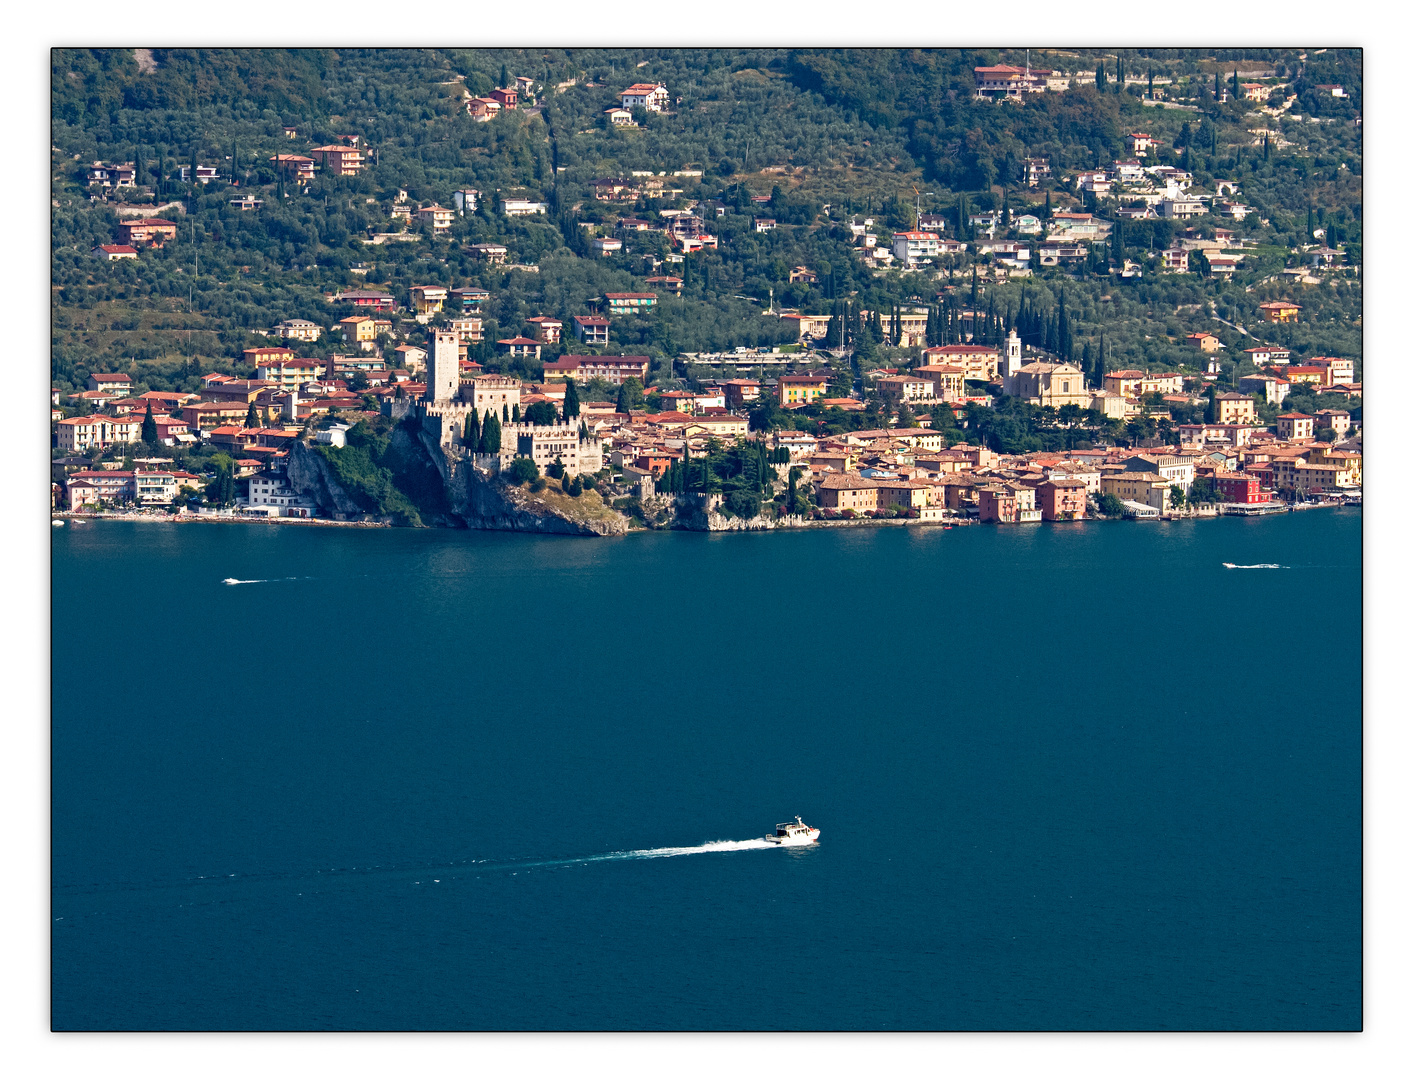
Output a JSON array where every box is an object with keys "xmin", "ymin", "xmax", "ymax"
[{"xmin": 764, "ymin": 816, "xmax": 820, "ymax": 846}]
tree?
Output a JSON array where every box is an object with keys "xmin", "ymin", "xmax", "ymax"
[
  {"xmin": 1169, "ymin": 484, "xmax": 1186, "ymax": 509},
  {"xmin": 562, "ymin": 376, "xmax": 580, "ymax": 420},
  {"xmin": 479, "ymin": 410, "xmax": 501, "ymax": 453},
  {"xmin": 616, "ymin": 376, "xmax": 645, "ymax": 413},
  {"xmin": 523, "ymin": 400, "xmax": 559, "ymax": 426},
  {"xmin": 244, "ymin": 402, "xmax": 258, "ymax": 428},
  {"xmin": 141, "ymin": 401, "xmax": 157, "ymax": 444},
  {"xmin": 507, "ymin": 456, "xmax": 538, "ymax": 485},
  {"xmin": 1097, "ymin": 491, "xmax": 1125, "ymax": 516},
  {"xmin": 500, "ymin": 62, "xmax": 509, "ymax": 89},
  {"xmin": 464, "ymin": 409, "xmax": 481, "ymax": 446}
]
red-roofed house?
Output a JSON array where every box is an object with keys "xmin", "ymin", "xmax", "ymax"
[
  {"xmin": 572, "ymin": 315, "xmax": 610, "ymax": 345},
  {"xmin": 117, "ymin": 218, "xmax": 178, "ymax": 247},
  {"xmin": 93, "ymin": 244, "xmax": 138, "ymax": 260},
  {"xmin": 973, "ymin": 65, "xmax": 1050, "ymax": 100},
  {"xmin": 619, "ymin": 83, "xmax": 670, "ymax": 111}
]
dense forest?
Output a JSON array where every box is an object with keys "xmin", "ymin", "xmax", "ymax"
[{"xmin": 51, "ymin": 47, "xmax": 1361, "ymax": 403}]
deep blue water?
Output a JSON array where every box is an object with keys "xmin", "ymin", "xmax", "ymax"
[{"xmin": 51, "ymin": 511, "xmax": 1361, "ymax": 1030}]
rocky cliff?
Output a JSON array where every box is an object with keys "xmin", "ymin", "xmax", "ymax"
[
  {"xmin": 286, "ymin": 441, "xmax": 379, "ymax": 519},
  {"xmin": 445, "ymin": 459, "xmax": 629, "ymax": 535},
  {"xmin": 288, "ymin": 429, "xmax": 628, "ymax": 535}
]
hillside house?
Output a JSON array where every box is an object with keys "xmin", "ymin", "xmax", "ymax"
[
  {"xmin": 271, "ymin": 154, "xmax": 316, "ymax": 183},
  {"xmin": 93, "ymin": 244, "xmax": 138, "ymax": 260},
  {"xmin": 619, "ymin": 83, "xmax": 670, "ymax": 111},
  {"xmin": 525, "ymin": 316, "xmax": 562, "ymax": 344},
  {"xmin": 973, "ymin": 64, "xmax": 1050, "ymax": 100},
  {"xmin": 466, "ymin": 97, "xmax": 502, "ymax": 121},
  {"xmin": 277, "ymin": 319, "xmax": 322, "ymax": 342},
  {"xmin": 448, "ymin": 287, "xmax": 489, "ymax": 312},
  {"xmin": 1259, "ymin": 301, "xmax": 1302, "ymax": 323},
  {"xmin": 117, "ymin": 218, "xmax": 178, "ymax": 246}
]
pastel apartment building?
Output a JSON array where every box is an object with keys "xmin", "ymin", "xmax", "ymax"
[
  {"xmin": 56, "ymin": 414, "xmax": 142, "ymax": 452},
  {"xmin": 541, "ymin": 355, "xmax": 650, "ymax": 385},
  {"xmin": 308, "ymin": 145, "xmax": 364, "ymax": 175},
  {"xmin": 415, "ymin": 206, "xmax": 454, "ymax": 232},
  {"xmin": 572, "ymin": 315, "xmax": 610, "ymax": 345},
  {"xmin": 604, "ymin": 293, "xmax": 658, "ymax": 315},
  {"xmin": 892, "ymin": 232, "xmax": 941, "ymax": 265},
  {"xmin": 1213, "ymin": 393, "xmax": 1257, "ymax": 424},
  {"xmin": 1276, "ymin": 413, "xmax": 1315, "ymax": 441}
]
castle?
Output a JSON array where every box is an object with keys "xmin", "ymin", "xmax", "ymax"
[{"xmin": 417, "ymin": 331, "xmax": 603, "ymax": 475}]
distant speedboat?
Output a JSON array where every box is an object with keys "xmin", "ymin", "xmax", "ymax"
[{"xmin": 764, "ymin": 817, "xmax": 820, "ymax": 846}]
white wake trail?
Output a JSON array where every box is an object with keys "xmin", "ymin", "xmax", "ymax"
[
  {"xmin": 614, "ymin": 838, "xmax": 778, "ymax": 860},
  {"xmin": 1222, "ymin": 563, "xmax": 1285, "ymax": 569}
]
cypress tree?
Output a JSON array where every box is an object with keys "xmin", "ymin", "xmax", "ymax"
[
  {"xmin": 503, "ymin": 403, "xmax": 510, "ymax": 422},
  {"xmin": 480, "ymin": 410, "xmax": 501, "ymax": 453},
  {"xmin": 465, "ymin": 409, "xmax": 481, "ymax": 446},
  {"xmin": 141, "ymin": 401, "xmax": 157, "ymax": 444},
  {"xmin": 970, "ymin": 266, "xmax": 978, "ymax": 313},
  {"xmin": 563, "ymin": 376, "xmax": 581, "ymax": 420},
  {"xmin": 245, "ymin": 402, "xmax": 258, "ymax": 428}
]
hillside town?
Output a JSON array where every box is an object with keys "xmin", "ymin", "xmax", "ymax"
[{"xmin": 52, "ymin": 53, "xmax": 1362, "ymax": 530}]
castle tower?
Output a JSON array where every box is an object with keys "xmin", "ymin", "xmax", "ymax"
[{"xmin": 425, "ymin": 331, "xmax": 459, "ymax": 403}]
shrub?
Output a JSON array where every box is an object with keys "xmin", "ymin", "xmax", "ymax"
[
  {"xmin": 507, "ymin": 457, "xmax": 539, "ymax": 485},
  {"xmin": 530, "ymin": 477, "xmax": 547, "ymax": 493},
  {"xmin": 724, "ymin": 489, "xmax": 761, "ymax": 519}
]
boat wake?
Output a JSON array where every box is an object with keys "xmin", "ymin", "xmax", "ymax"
[
  {"xmin": 610, "ymin": 838, "xmax": 778, "ymax": 860},
  {"xmin": 222, "ymin": 576, "xmax": 308, "ymax": 585},
  {"xmin": 53, "ymin": 837, "xmax": 791, "ymax": 919},
  {"xmin": 1222, "ymin": 563, "xmax": 1285, "ymax": 569}
]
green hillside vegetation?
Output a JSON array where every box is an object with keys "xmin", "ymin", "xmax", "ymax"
[{"xmin": 52, "ymin": 47, "xmax": 1360, "ymax": 409}]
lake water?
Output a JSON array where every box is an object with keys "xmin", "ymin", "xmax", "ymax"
[{"xmin": 51, "ymin": 511, "xmax": 1362, "ymax": 1030}]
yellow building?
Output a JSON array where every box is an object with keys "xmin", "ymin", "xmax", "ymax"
[
  {"xmin": 1259, "ymin": 301, "xmax": 1301, "ymax": 323},
  {"xmin": 1214, "ymin": 393, "xmax": 1257, "ymax": 425},
  {"xmin": 338, "ymin": 316, "xmax": 378, "ymax": 344},
  {"xmin": 1102, "ymin": 471, "xmax": 1172, "ymax": 512},
  {"xmin": 777, "ymin": 375, "xmax": 829, "ymax": 407},
  {"xmin": 409, "ymin": 285, "xmax": 447, "ymax": 316}
]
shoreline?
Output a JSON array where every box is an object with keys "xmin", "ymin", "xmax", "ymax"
[
  {"xmin": 52, "ymin": 511, "xmax": 390, "ymax": 529},
  {"xmin": 53, "ymin": 499, "xmax": 1357, "ymax": 534}
]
